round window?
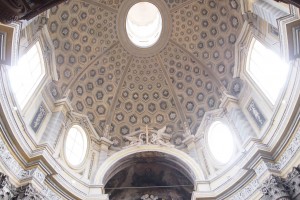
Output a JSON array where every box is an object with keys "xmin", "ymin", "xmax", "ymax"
[
  {"xmin": 126, "ymin": 2, "xmax": 162, "ymax": 48},
  {"xmin": 65, "ymin": 126, "xmax": 88, "ymax": 167},
  {"xmin": 208, "ymin": 121, "xmax": 234, "ymax": 164}
]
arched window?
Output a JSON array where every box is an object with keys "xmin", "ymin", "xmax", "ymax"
[
  {"xmin": 247, "ymin": 39, "xmax": 289, "ymax": 104},
  {"xmin": 65, "ymin": 126, "xmax": 88, "ymax": 167},
  {"xmin": 208, "ymin": 121, "xmax": 234, "ymax": 164},
  {"xmin": 9, "ymin": 41, "xmax": 45, "ymax": 109}
]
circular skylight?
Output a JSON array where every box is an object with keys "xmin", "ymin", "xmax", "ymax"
[
  {"xmin": 65, "ymin": 126, "xmax": 88, "ymax": 167},
  {"xmin": 126, "ymin": 2, "xmax": 162, "ymax": 48},
  {"xmin": 208, "ymin": 121, "xmax": 234, "ymax": 164}
]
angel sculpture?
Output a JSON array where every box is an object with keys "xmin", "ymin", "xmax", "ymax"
[
  {"xmin": 151, "ymin": 126, "xmax": 174, "ymax": 147},
  {"xmin": 123, "ymin": 130, "xmax": 144, "ymax": 147},
  {"xmin": 122, "ymin": 126, "xmax": 174, "ymax": 148}
]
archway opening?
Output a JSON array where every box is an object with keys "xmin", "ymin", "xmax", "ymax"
[{"xmin": 104, "ymin": 151, "xmax": 193, "ymax": 199}]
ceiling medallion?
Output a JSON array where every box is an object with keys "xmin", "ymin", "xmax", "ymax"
[{"xmin": 117, "ymin": 0, "xmax": 171, "ymax": 57}]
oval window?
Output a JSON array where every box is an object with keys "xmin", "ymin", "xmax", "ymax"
[
  {"xmin": 65, "ymin": 126, "xmax": 88, "ymax": 166},
  {"xmin": 208, "ymin": 121, "xmax": 234, "ymax": 164}
]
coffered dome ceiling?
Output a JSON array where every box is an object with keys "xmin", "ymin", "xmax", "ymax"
[{"xmin": 47, "ymin": 0, "xmax": 244, "ymax": 148}]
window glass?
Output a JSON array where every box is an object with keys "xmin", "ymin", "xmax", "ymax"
[
  {"xmin": 65, "ymin": 126, "xmax": 88, "ymax": 166},
  {"xmin": 208, "ymin": 121, "xmax": 234, "ymax": 164},
  {"xmin": 9, "ymin": 41, "xmax": 45, "ymax": 109},
  {"xmin": 247, "ymin": 39, "xmax": 289, "ymax": 104}
]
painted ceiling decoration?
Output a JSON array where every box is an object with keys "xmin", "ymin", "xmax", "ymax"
[{"xmin": 47, "ymin": 0, "xmax": 244, "ymax": 148}]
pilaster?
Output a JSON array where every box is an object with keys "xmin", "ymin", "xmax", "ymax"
[
  {"xmin": 285, "ymin": 20, "xmax": 300, "ymax": 60},
  {"xmin": 40, "ymin": 111, "xmax": 64, "ymax": 151},
  {"xmin": 96, "ymin": 137, "xmax": 113, "ymax": 168},
  {"xmin": 221, "ymin": 94, "xmax": 257, "ymax": 145},
  {"xmin": 183, "ymin": 135, "xmax": 200, "ymax": 163},
  {"xmin": 286, "ymin": 166, "xmax": 300, "ymax": 199}
]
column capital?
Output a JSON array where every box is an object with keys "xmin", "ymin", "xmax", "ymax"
[
  {"xmin": 286, "ymin": 165, "xmax": 300, "ymax": 199},
  {"xmin": 16, "ymin": 183, "xmax": 45, "ymax": 199},
  {"xmin": 0, "ymin": 172, "xmax": 17, "ymax": 199},
  {"xmin": 261, "ymin": 175, "xmax": 291, "ymax": 200}
]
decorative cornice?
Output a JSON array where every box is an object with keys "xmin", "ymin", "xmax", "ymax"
[
  {"xmin": 277, "ymin": 127, "xmax": 300, "ymax": 170},
  {"xmin": 254, "ymin": 160, "xmax": 280, "ymax": 178},
  {"xmin": 194, "ymin": 108, "xmax": 226, "ymax": 138},
  {"xmin": 66, "ymin": 111, "xmax": 100, "ymax": 140},
  {"xmin": 99, "ymin": 137, "xmax": 113, "ymax": 147},
  {"xmin": 230, "ymin": 125, "xmax": 300, "ymax": 200},
  {"xmin": 0, "ymin": 137, "xmax": 61, "ymax": 200},
  {"xmin": 0, "ymin": 137, "xmax": 45, "ymax": 182},
  {"xmin": 230, "ymin": 178, "xmax": 260, "ymax": 200}
]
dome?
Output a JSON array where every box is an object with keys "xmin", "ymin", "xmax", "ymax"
[
  {"xmin": 47, "ymin": 0, "xmax": 243, "ymax": 144},
  {"xmin": 0, "ymin": 0, "xmax": 299, "ymax": 200}
]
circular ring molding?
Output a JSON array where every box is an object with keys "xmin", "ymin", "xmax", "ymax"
[{"xmin": 117, "ymin": 0, "xmax": 171, "ymax": 57}]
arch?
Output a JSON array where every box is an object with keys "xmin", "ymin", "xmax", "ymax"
[{"xmin": 94, "ymin": 145, "xmax": 204, "ymax": 187}]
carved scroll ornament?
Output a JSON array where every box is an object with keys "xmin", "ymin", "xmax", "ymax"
[{"xmin": 261, "ymin": 175, "xmax": 291, "ymax": 200}]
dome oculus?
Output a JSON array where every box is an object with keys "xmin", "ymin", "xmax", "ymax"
[{"xmin": 126, "ymin": 2, "xmax": 162, "ymax": 48}]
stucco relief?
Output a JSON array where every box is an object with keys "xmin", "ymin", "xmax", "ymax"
[
  {"xmin": 247, "ymin": 100, "xmax": 266, "ymax": 128},
  {"xmin": 0, "ymin": 136, "xmax": 61, "ymax": 200},
  {"xmin": 30, "ymin": 103, "xmax": 48, "ymax": 133},
  {"xmin": 123, "ymin": 126, "xmax": 174, "ymax": 148}
]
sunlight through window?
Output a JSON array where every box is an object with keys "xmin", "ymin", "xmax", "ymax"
[
  {"xmin": 65, "ymin": 126, "xmax": 88, "ymax": 166},
  {"xmin": 126, "ymin": 2, "xmax": 162, "ymax": 48},
  {"xmin": 208, "ymin": 121, "xmax": 234, "ymax": 164},
  {"xmin": 9, "ymin": 41, "xmax": 45, "ymax": 109},
  {"xmin": 247, "ymin": 39, "xmax": 289, "ymax": 104}
]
